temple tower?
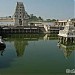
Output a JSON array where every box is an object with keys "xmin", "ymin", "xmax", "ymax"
[{"xmin": 14, "ymin": 2, "xmax": 29, "ymax": 26}]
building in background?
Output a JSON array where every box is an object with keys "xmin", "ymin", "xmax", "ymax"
[
  {"xmin": 0, "ymin": 2, "xmax": 75, "ymax": 34},
  {"xmin": 0, "ymin": 16, "xmax": 15, "ymax": 26},
  {"xmin": 0, "ymin": 2, "xmax": 29, "ymax": 26}
]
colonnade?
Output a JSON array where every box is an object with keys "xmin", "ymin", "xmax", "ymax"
[{"xmin": 58, "ymin": 36, "xmax": 75, "ymax": 45}]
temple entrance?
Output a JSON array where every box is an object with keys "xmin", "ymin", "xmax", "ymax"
[{"xmin": 19, "ymin": 19, "xmax": 22, "ymax": 25}]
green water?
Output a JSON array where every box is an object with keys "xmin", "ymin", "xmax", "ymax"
[{"xmin": 0, "ymin": 34, "xmax": 75, "ymax": 75}]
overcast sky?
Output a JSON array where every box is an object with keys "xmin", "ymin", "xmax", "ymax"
[{"xmin": 0, "ymin": 0, "xmax": 74, "ymax": 20}]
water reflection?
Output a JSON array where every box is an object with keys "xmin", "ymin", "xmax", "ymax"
[
  {"xmin": 58, "ymin": 42, "xmax": 75, "ymax": 58},
  {"xmin": 3, "ymin": 34, "xmax": 58, "ymax": 57},
  {"xmin": 3, "ymin": 34, "xmax": 45, "ymax": 57},
  {"xmin": 0, "ymin": 34, "xmax": 74, "ymax": 73},
  {"xmin": 0, "ymin": 40, "xmax": 6, "ymax": 56},
  {"xmin": 3, "ymin": 34, "xmax": 75, "ymax": 58},
  {"xmin": 14, "ymin": 38, "xmax": 28, "ymax": 57},
  {"xmin": 43, "ymin": 34, "xmax": 58, "ymax": 40},
  {"xmin": 0, "ymin": 46, "xmax": 6, "ymax": 56}
]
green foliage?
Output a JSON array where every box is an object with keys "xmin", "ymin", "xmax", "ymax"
[
  {"xmin": 29, "ymin": 14, "xmax": 38, "ymax": 21},
  {"xmin": 71, "ymin": 18, "xmax": 75, "ymax": 21},
  {"xmin": 28, "ymin": 14, "xmax": 57, "ymax": 22},
  {"xmin": 46, "ymin": 19, "xmax": 56, "ymax": 22},
  {"xmin": 46, "ymin": 19, "xmax": 51, "ymax": 22},
  {"xmin": 51, "ymin": 19, "xmax": 56, "ymax": 22},
  {"xmin": 38, "ymin": 16, "xmax": 43, "ymax": 21}
]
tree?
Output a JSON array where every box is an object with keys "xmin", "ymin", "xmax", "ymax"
[
  {"xmin": 51, "ymin": 19, "xmax": 56, "ymax": 22},
  {"xmin": 46, "ymin": 19, "xmax": 51, "ymax": 22},
  {"xmin": 38, "ymin": 16, "xmax": 43, "ymax": 21},
  {"xmin": 29, "ymin": 14, "xmax": 38, "ymax": 21},
  {"xmin": 71, "ymin": 18, "xmax": 75, "ymax": 21},
  {"xmin": 29, "ymin": 14, "xmax": 43, "ymax": 21}
]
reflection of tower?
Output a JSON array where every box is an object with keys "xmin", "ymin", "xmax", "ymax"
[
  {"xmin": 14, "ymin": 2, "xmax": 29, "ymax": 26},
  {"xmin": 5, "ymin": 34, "xmax": 47, "ymax": 57},
  {"xmin": 63, "ymin": 48, "xmax": 73, "ymax": 58},
  {"xmin": 14, "ymin": 38, "xmax": 28, "ymax": 57},
  {"xmin": 59, "ymin": 44, "xmax": 75, "ymax": 58}
]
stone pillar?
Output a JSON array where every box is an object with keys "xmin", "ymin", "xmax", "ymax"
[
  {"xmin": 65, "ymin": 37, "xmax": 68, "ymax": 45},
  {"xmin": 62, "ymin": 37, "xmax": 66, "ymax": 44},
  {"xmin": 58, "ymin": 36, "xmax": 61, "ymax": 43},
  {"xmin": 72, "ymin": 37, "xmax": 73, "ymax": 43},
  {"xmin": 73, "ymin": 37, "xmax": 75, "ymax": 43}
]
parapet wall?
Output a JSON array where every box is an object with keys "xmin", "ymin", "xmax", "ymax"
[{"xmin": 0, "ymin": 17, "xmax": 15, "ymax": 22}]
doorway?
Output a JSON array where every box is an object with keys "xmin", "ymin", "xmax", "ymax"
[{"xmin": 19, "ymin": 19, "xmax": 22, "ymax": 25}]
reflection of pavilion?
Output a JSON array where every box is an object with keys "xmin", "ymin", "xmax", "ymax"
[{"xmin": 58, "ymin": 43, "xmax": 75, "ymax": 58}]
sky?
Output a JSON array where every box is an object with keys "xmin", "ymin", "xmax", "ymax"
[
  {"xmin": 74, "ymin": 0, "xmax": 75, "ymax": 18},
  {"xmin": 0, "ymin": 0, "xmax": 74, "ymax": 20}
]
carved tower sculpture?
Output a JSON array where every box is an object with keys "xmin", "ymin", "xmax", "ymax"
[{"xmin": 14, "ymin": 2, "xmax": 29, "ymax": 26}]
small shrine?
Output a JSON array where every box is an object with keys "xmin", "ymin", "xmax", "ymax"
[{"xmin": 58, "ymin": 19, "xmax": 75, "ymax": 45}]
